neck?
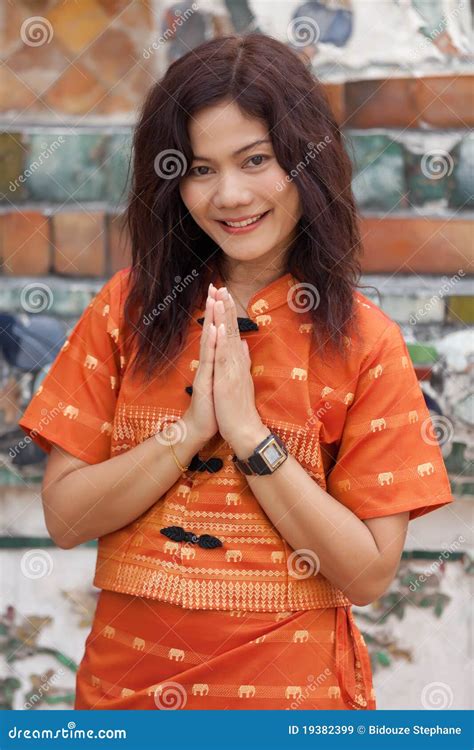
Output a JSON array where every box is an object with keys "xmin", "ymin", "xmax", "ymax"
[
  {"xmin": 220, "ymin": 260, "xmax": 286, "ymax": 290},
  {"xmin": 218, "ymin": 265, "xmax": 285, "ymax": 318}
]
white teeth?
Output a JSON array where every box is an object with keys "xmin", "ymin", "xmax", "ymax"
[{"xmin": 223, "ymin": 213, "xmax": 265, "ymax": 227}]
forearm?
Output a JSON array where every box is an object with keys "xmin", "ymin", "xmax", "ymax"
[
  {"xmin": 232, "ymin": 426, "xmax": 384, "ymax": 606},
  {"xmin": 46, "ymin": 413, "xmax": 205, "ymax": 549}
]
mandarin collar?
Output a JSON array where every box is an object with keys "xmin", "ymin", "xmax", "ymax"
[{"xmin": 194, "ymin": 271, "xmax": 296, "ymax": 329}]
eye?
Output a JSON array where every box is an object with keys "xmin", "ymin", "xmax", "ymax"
[
  {"xmin": 187, "ymin": 154, "xmax": 270, "ymax": 177},
  {"xmin": 188, "ymin": 165, "xmax": 212, "ymax": 177},
  {"xmin": 246, "ymin": 154, "xmax": 269, "ymax": 167}
]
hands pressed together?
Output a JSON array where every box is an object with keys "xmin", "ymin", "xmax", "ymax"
[{"xmin": 185, "ymin": 282, "xmax": 270, "ymax": 458}]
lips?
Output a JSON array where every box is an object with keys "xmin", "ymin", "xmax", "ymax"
[
  {"xmin": 216, "ymin": 209, "xmax": 271, "ymax": 228},
  {"xmin": 216, "ymin": 209, "xmax": 271, "ymax": 234},
  {"xmin": 219, "ymin": 211, "xmax": 268, "ymax": 225}
]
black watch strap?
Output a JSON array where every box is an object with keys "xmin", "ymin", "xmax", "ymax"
[{"xmin": 232, "ymin": 431, "xmax": 288, "ymax": 475}]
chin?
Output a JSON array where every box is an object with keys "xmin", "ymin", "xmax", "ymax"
[{"xmin": 222, "ymin": 247, "xmax": 271, "ymax": 261}]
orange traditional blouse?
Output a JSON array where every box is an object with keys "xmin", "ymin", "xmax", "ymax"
[{"xmin": 18, "ymin": 268, "xmax": 454, "ymax": 612}]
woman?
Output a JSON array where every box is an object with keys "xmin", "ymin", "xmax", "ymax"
[{"xmin": 18, "ymin": 34, "xmax": 454, "ymax": 710}]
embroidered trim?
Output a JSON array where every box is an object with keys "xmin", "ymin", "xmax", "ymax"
[{"xmin": 94, "ymin": 556, "xmax": 351, "ymax": 612}]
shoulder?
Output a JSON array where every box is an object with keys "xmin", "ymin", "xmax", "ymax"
[
  {"xmin": 102, "ymin": 266, "xmax": 131, "ymax": 299},
  {"xmin": 351, "ymin": 289, "xmax": 406, "ymax": 364},
  {"xmin": 85, "ymin": 268, "xmax": 133, "ymax": 349},
  {"xmin": 96, "ymin": 267, "xmax": 132, "ymax": 318}
]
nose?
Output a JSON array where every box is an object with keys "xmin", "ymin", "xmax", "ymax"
[{"xmin": 212, "ymin": 170, "xmax": 253, "ymax": 210}]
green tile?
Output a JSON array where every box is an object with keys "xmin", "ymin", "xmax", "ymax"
[
  {"xmin": 0, "ymin": 133, "xmax": 27, "ymax": 202},
  {"xmin": 444, "ymin": 441, "xmax": 474, "ymax": 474},
  {"xmin": 0, "ymin": 536, "xmax": 97, "ymax": 548},
  {"xmin": 348, "ymin": 134, "xmax": 405, "ymax": 210},
  {"xmin": 447, "ymin": 295, "xmax": 474, "ymax": 324},
  {"xmin": 26, "ymin": 133, "xmax": 109, "ymax": 203},
  {"xmin": 448, "ymin": 134, "xmax": 474, "ymax": 209},
  {"xmin": 7, "ymin": 284, "xmax": 93, "ymax": 317},
  {"xmin": 406, "ymin": 342, "xmax": 439, "ymax": 364},
  {"xmin": 0, "ymin": 287, "xmax": 18, "ymax": 310},
  {"xmin": 413, "ymin": 0, "xmax": 447, "ymax": 37},
  {"xmin": 106, "ymin": 132, "xmax": 132, "ymax": 206},
  {"xmin": 404, "ymin": 144, "xmax": 451, "ymax": 206},
  {"xmin": 0, "ymin": 467, "xmax": 36, "ymax": 485},
  {"xmin": 450, "ymin": 479, "xmax": 474, "ymax": 498}
]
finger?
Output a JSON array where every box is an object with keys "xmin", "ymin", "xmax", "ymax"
[
  {"xmin": 214, "ymin": 303, "xmax": 227, "ymax": 376},
  {"xmin": 225, "ymin": 291, "xmax": 243, "ymax": 365},
  {"xmin": 198, "ymin": 296, "xmax": 215, "ymax": 374},
  {"xmin": 215, "ymin": 321, "xmax": 228, "ymax": 366},
  {"xmin": 217, "ymin": 288, "xmax": 240, "ymax": 356},
  {"xmin": 213, "ymin": 297, "xmax": 226, "ymax": 336},
  {"xmin": 209, "ymin": 281, "xmax": 218, "ymax": 301},
  {"xmin": 201, "ymin": 293, "xmax": 213, "ymax": 338},
  {"xmin": 226, "ymin": 291, "xmax": 242, "ymax": 350}
]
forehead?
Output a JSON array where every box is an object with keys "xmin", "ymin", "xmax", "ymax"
[{"xmin": 188, "ymin": 101, "xmax": 268, "ymax": 156}]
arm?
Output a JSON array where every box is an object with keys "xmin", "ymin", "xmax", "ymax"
[
  {"xmin": 42, "ymin": 412, "xmax": 206, "ymax": 550},
  {"xmin": 232, "ymin": 425, "xmax": 409, "ymax": 607}
]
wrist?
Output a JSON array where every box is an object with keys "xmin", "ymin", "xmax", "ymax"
[
  {"xmin": 230, "ymin": 423, "xmax": 272, "ymax": 460},
  {"xmin": 181, "ymin": 411, "xmax": 212, "ymax": 452}
]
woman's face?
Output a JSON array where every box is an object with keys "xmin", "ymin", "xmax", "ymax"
[{"xmin": 179, "ymin": 100, "xmax": 302, "ymax": 270}]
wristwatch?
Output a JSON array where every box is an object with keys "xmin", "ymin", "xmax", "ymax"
[{"xmin": 232, "ymin": 431, "xmax": 288, "ymax": 475}]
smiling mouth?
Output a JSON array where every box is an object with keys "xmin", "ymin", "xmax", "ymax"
[{"xmin": 217, "ymin": 210, "xmax": 271, "ymax": 228}]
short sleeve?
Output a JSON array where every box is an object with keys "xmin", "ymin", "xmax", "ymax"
[
  {"xmin": 17, "ymin": 271, "xmax": 123, "ymax": 465},
  {"xmin": 326, "ymin": 322, "xmax": 455, "ymax": 521}
]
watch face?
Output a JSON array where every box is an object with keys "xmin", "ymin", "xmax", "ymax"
[{"xmin": 262, "ymin": 441, "xmax": 283, "ymax": 466}]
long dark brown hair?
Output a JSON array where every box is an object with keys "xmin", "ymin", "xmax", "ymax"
[{"xmin": 124, "ymin": 33, "xmax": 366, "ymax": 385}]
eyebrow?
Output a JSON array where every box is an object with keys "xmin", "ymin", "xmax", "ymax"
[{"xmin": 191, "ymin": 138, "xmax": 272, "ymax": 162}]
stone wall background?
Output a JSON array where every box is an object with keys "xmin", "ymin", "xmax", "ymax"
[{"xmin": 0, "ymin": 0, "xmax": 472, "ymax": 710}]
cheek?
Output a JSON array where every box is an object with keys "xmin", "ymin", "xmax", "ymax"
[
  {"xmin": 265, "ymin": 167, "xmax": 300, "ymax": 209},
  {"xmin": 180, "ymin": 182, "xmax": 205, "ymax": 215},
  {"xmin": 275, "ymin": 181, "xmax": 302, "ymax": 222}
]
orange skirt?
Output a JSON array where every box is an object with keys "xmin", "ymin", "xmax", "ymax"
[{"xmin": 75, "ymin": 590, "xmax": 376, "ymax": 710}]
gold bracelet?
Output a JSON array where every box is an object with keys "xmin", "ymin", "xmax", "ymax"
[{"xmin": 164, "ymin": 426, "xmax": 189, "ymax": 474}]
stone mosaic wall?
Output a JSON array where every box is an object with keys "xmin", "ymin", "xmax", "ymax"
[{"xmin": 0, "ymin": 0, "xmax": 472, "ymax": 710}]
